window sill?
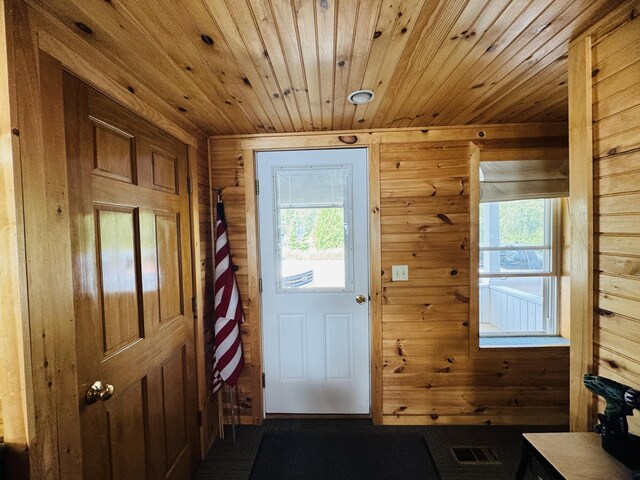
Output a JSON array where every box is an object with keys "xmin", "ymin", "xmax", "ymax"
[{"xmin": 480, "ymin": 336, "xmax": 569, "ymax": 348}]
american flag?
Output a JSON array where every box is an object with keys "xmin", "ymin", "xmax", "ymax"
[{"xmin": 212, "ymin": 197, "xmax": 244, "ymax": 394}]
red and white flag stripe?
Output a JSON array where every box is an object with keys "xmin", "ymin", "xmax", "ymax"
[{"xmin": 212, "ymin": 199, "xmax": 244, "ymax": 394}]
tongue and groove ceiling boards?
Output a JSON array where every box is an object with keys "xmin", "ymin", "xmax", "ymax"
[{"xmin": 28, "ymin": 0, "xmax": 625, "ymax": 136}]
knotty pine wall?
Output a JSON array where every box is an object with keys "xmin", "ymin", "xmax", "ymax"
[
  {"xmin": 210, "ymin": 125, "xmax": 570, "ymax": 426},
  {"xmin": 591, "ymin": 13, "xmax": 640, "ymax": 434}
]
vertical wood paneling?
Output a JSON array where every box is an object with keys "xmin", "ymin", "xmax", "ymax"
[
  {"xmin": 468, "ymin": 142, "xmax": 481, "ymax": 352},
  {"xmin": 591, "ymin": 12, "xmax": 640, "ymax": 436},
  {"xmin": 369, "ymin": 142, "xmax": 383, "ymax": 424},
  {"xmin": 4, "ymin": 4, "xmax": 82, "ymax": 474},
  {"xmin": 189, "ymin": 141, "xmax": 219, "ymax": 456},
  {"xmin": 568, "ymin": 36, "xmax": 595, "ymax": 433},
  {"xmin": 0, "ymin": 0, "xmax": 30, "ymax": 474}
]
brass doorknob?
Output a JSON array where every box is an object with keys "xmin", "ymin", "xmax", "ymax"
[
  {"xmin": 85, "ymin": 380, "xmax": 115, "ymax": 404},
  {"xmin": 355, "ymin": 294, "xmax": 366, "ymax": 304}
]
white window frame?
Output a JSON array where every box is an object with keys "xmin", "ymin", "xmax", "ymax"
[{"xmin": 478, "ymin": 198, "xmax": 561, "ymax": 337}]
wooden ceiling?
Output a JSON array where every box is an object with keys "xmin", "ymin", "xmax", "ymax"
[{"xmin": 28, "ymin": 0, "xmax": 625, "ymax": 137}]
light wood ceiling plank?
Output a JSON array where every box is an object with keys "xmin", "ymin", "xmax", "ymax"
[
  {"xmin": 495, "ymin": 70, "xmax": 569, "ymax": 123},
  {"xmin": 248, "ymin": 0, "xmax": 306, "ymax": 131},
  {"xmin": 121, "ymin": 0, "xmax": 264, "ymax": 134},
  {"xmin": 392, "ymin": 0, "xmax": 549, "ymax": 128},
  {"xmin": 30, "ymin": 0, "xmax": 233, "ymax": 134},
  {"xmin": 502, "ymin": 69, "xmax": 569, "ymax": 121},
  {"xmin": 315, "ymin": 0, "xmax": 336, "ymax": 130},
  {"xmin": 381, "ymin": 0, "xmax": 514, "ymax": 129},
  {"xmin": 526, "ymin": 99, "xmax": 568, "ymax": 123},
  {"xmin": 198, "ymin": 0, "xmax": 288, "ymax": 133},
  {"xmin": 433, "ymin": 0, "xmax": 618, "ymax": 125},
  {"xmin": 355, "ymin": 0, "xmax": 427, "ymax": 129},
  {"xmin": 218, "ymin": 1, "xmax": 296, "ymax": 132},
  {"xmin": 418, "ymin": 0, "xmax": 591, "ymax": 125},
  {"xmin": 519, "ymin": 89, "xmax": 569, "ymax": 123},
  {"xmin": 332, "ymin": 0, "xmax": 359, "ymax": 130},
  {"xmin": 269, "ymin": 0, "xmax": 314, "ymax": 130},
  {"xmin": 372, "ymin": 0, "xmax": 469, "ymax": 129},
  {"xmin": 350, "ymin": 0, "xmax": 426, "ymax": 129},
  {"xmin": 294, "ymin": 0, "xmax": 323, "ymax": 130},
  {"xmin": 339, "ymin": 0, "xmax": 383, "ymax": 129},
  {"xmin": 158, "ymin": 0, "xmax": 293, "ymax": 133},
  {"xmin": 462, "ymin": 7, "xmax": 628, "ymax": 125},
  {"xmin": 424, "ymin": 1, "xmax": 583, "ymax": 123},
  {"xmin": 477, "ymin": 60, "xmax": 567, "ymax": 123}
]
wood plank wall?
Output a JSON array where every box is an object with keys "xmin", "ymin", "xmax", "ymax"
[
  {"xmin": 209, "ymin": 151, "xmax": 255, "ymax": 423},
  {"xmin": 209, "ymin": 125, "xmax": 570, "ymax": 426},
  {"xmin": 591, "ymin": 13, "xmax": 640, "ymax": 434}
]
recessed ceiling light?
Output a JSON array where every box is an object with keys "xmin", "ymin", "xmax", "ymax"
[{"xmin": 347, "ymin": 89, "xmax": 375, "ymax": 105}]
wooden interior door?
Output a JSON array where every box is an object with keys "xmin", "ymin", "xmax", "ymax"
[{"xmin": 63, "ymin": 73, "xmax": 199, "ymax": 479}]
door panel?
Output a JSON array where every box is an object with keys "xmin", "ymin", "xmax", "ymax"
[
  {"xmin": 64, "ymin": 72, "xmax": 198, "ymax": 479},
  {"xmin": 162, "ymin": 348, "xmax": 188, "ymax": 467},
  {"xmin": 96, "ymin": 206, "xmax": 142, "ymax": 353},
  {"xmin": 156, "ymin": 212, "xmax": 182, "ymax": 323},
  {"xmin": 325, "ymin": 313, "xmax": 353, "ymax": 380},
  {"xmin": 278, "ymin": 314, "xmax": 307, "ymax": 380},
  {"xmin": 152, "ymin": 150, "xmax": 178, "ymax": 193},
  {"xmin": 107, "ymin": 379, "xmax": 148, "ymax": 479},
  {"xmin": 92, "ymin": 121, "xmax": 136, "ymax": 182},
  {"xmin": 257, "ymin": 149, "xmax": 370, "ymax": 414}
]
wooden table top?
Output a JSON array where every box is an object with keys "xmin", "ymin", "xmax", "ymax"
[{"xmin": 523, "ymin": 432, "xmax": 632, "ymax": 480}]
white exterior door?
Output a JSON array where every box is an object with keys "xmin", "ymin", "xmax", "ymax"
[{"xmin": 257, "ymin": 148, "xmax": 370, "ymax": 414}]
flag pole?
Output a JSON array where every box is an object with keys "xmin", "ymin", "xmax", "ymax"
[
  {"xmin": 217, "ymin": 389, "xmax": 224, "ymax": 440},
  {"xmin": 229, "ymin": 383, "xmax": 237, "ymax": 445},
  {"xmin": 214, "ymin": 186, "xmax": 225, "ymax": 441}
]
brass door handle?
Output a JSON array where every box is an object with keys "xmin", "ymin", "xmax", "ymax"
[
  {"xmin": 356, "ymin": 294, "xmax": 366, "ymax": 304},
  {"xmin": 85, "ymin": 380, "xmax": 115, "ymax": 404}
]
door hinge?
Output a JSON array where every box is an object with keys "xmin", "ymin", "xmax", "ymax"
[
  {"xmin": 197, "ymin": 410, "xmax": 203, "ymax": 427},
  {"xmin": 187, "ymin": 176, "xmax": 193, "ymax": 194},
  {"xmin": 192, "ymin": 296, "xmax": 197, "ymax": 316},
  {"xmin": 255, "ymin": 179, "xmax": 260, "ymax": 195},
  {"xmin": 262, "ymin": 373, "xmax": 266, "ymax": 388},
  {"xmin": 259, "ymin": 278, "xmax": 263, "ymax": 293}
]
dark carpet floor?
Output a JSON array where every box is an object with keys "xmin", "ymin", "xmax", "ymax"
[{"xmin": 193, "ymin": 419, "xmax": 566, "ymax": 480}]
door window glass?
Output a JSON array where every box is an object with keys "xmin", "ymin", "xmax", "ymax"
[{"xmin": 273, "ymin": 166, "xmax": 353, "ymax": 292}]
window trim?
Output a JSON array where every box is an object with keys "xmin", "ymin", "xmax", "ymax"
[{"xmin": 469, "ymin": 143, "xmax": 563, "ymax": 350}]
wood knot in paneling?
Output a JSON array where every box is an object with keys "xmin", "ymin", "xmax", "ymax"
[
  {"xmin": 437, "ymin": 213, "xmax": 453, "ymax": 225},
  {"xmin": 455, "ymin": 292, "xmax": 469, "ymax": 303}
]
